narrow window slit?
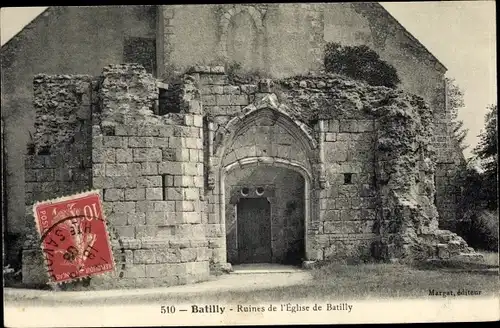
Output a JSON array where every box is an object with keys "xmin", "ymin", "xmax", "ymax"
[{"xmin": 162, "ymin": 174, "xmax": 168, "ymax": 201}]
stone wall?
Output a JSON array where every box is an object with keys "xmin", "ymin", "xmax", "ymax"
[
  {"xmin": 4, "ymin": 5, "xmax": 464, "ymax": 266},
  {"xmin": 22, "ymin": 75, "xmax": 95, "ymax": 283},
  {"xmin": 158, "ymin": 3, "xmax": 446, "ymax": 93},
  {"xmin": 21, "ymin": 63, "xmax": 481, "ymax": 288},
  {"xmin": 159, "ymin": 4, "xmax": 323, "ymax": 78},
  {"xmin": 157, "ymin": 3, "xmax": 460, "ymax": 230},
  {"xmin": 192, "ymin": 68, "xmax": 357, "ymax": 262},
  {"xmin": 317, "ymin": 118, "xmax": 378, "ymax": 260},
  {"xmin": 325, "ymin": 3, "xmax": 461, "ymax": 230},
  {"xmin": 22, "ymin": 64, "xmax": 210, "ymax": 288},
  {"xmin": 193, "ymin": 67, "xmax": 480, "ymax": 264},
  {"xmin": 90, "ymin": 65, "xmax": 208, "ymax": 288}
]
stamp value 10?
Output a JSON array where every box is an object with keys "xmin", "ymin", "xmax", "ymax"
[{"xmin": 33, "ymin": 191, "xmax": 115, "ymax": 284}]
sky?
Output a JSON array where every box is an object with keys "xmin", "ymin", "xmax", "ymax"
[{"xmin": 0, "ymin": 3, "xmax": 497, "ymax": 158}]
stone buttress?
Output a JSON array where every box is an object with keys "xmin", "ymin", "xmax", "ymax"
[{"xmin": 23, "ymin": 64, "xmax": 210, "ymax": 289}]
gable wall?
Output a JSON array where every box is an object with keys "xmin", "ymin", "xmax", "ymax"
[
  {"xmin": 162, "ymin": 4, "xmax": 446, "ymax": 107},
  {"xmin": 162, "ymin": 3, "xmax": 456, "ymax": 230},
  {"xmin": 2, "ymin": 4, "xmax": 459, "ymax": 268},
  {"xmin": 162, "ymin": 4, "xmax": 321, "ymax": 78}
]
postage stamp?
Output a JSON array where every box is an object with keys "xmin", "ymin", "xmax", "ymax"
[{"xmin": 33, "ymin": 191, "xmax": 115, "ymax": 284}]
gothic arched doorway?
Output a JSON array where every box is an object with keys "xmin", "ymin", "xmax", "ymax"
[{"xmin": 225, "ymin": 164, "xmax": 307, "ymax": 265}]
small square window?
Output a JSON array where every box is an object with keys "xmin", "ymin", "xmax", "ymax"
[
  {"xmin": 158, "ymin": 85, "xmax": 182, "ymax": 115},
  {"xmin": 344, "ymin": 173, "xmax": 353, "ymax": 185}
]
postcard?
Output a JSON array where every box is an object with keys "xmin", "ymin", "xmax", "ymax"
[{"xmin": 2, "ymin": 3, "xmax": 498, "ymax": 327}]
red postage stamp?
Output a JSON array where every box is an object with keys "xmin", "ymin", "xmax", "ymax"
[{"xmin": 33, "ymin": 191, "xmax": 115, "ymax": 284}]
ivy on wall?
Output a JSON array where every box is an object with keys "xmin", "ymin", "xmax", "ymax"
[
  {"xmin": 323, "ymin": 42, "xmax": 401, "ymax": 89},
  {"xmin": 276, "ymin": 72, "xmax": 479, "ymax": 262}
]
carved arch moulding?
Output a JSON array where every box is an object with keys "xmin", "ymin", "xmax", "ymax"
[
  {"xmin": 213, "ymin": 94, "xmax": 317, "ymax": 160},
  {"xmin": 206, "ymin": 93, "xmax": 326, "ymax": 191},
  {"xmin": 217, "ymin": 4, "xmax": 267, "ymax": 60}
]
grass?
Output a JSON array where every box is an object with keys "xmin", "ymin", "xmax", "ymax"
[
  {"xmin": 209, "ymin": 263, "xmax": 499, "ymax": 304},
  {"xmin": 7, "ymin": 261, "xmax": 498, "ymax": 306},
  {"xmin": 309, "ymin": 262, "xmax": 497, "ymax": 297},
  {"xmin": 136, "ymin": 262, "xmax": 498, "ymax": 303},
  {"xmin": 194, "ymin": 256, "xmax": 499, "ymax": 302}
]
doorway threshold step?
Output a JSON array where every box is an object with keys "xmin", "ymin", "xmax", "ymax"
[{"xmin": 231, "ymin": 264, "xmax": 304, "ymax": 274}]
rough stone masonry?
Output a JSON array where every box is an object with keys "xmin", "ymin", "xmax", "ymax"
[{"xmin": 22, "ymin": 64, "xmax": 483, "ymax": 289}]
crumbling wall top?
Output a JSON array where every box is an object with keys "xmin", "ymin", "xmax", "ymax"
[
  {"xmin": 32, "ymin": 73, "xmax": 95, "ymax": 154},
  {"xmin": 98, "ymin": 64, "xmax": 202, "ymax": 130}
]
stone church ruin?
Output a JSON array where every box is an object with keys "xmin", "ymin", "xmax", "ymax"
[
  {"xmin": 1, "ymin": 4, "xmax": 483, "ymax": 289},
  {"xmin": 21, "ymin": 63, "xmax": 482, "ymax": 288}
]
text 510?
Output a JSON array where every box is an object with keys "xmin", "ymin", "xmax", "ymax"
[{"xmin": 160, "ymin": 305, "xmax": 176, "ymax": 314}]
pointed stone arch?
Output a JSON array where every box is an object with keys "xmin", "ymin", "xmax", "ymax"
[
  {"xmin": 208, "ymin": 93, "xmax": 321, "ymax": 265},
  {"xmin": 213, "ymin": 93, "xmax": 318, "ymax": 164}
]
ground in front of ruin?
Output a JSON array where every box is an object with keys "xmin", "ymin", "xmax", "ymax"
[{"xmin": 4, "ymin": 252, "xmax": 498, "ymax": 306}]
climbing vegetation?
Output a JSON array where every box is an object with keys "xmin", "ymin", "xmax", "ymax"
[
  {"xmin": 323, "ymin": 42, "xmax": 401, "ymax": 88},
  {"xmin": 446, "ymin": 77, "xmax": 468, "ymax": 151},
  {"xmin": 456, "ymin": 104, "xmax": 498, "ymax": 251}
]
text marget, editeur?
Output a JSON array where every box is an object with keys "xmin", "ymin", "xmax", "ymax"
[{"xmin": 190, "ymin": 303, "xmax": 353, "ymax": 314}]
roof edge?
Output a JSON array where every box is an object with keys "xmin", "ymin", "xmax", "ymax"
[
  {"xmin": 374, "ymin": 3, "xmax": 447, "ymax": 73},
  {"xmin": 1, "ymin": 7, "xmax": 57, "ymax": 52}
]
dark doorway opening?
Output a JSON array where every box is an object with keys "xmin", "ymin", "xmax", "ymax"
[{"xmin": 237, "ymin": 198, "xmax": 272, "ymax": 264}]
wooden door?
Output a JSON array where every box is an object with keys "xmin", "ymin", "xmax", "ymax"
[{"xmin": 237, "ymin": 198, "xmax": 272, "ymax": 263}]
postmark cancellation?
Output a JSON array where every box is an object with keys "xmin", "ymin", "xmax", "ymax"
[{"xmin": 33, "ymin": 191, "xmax": 115, "ymax": 284}]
